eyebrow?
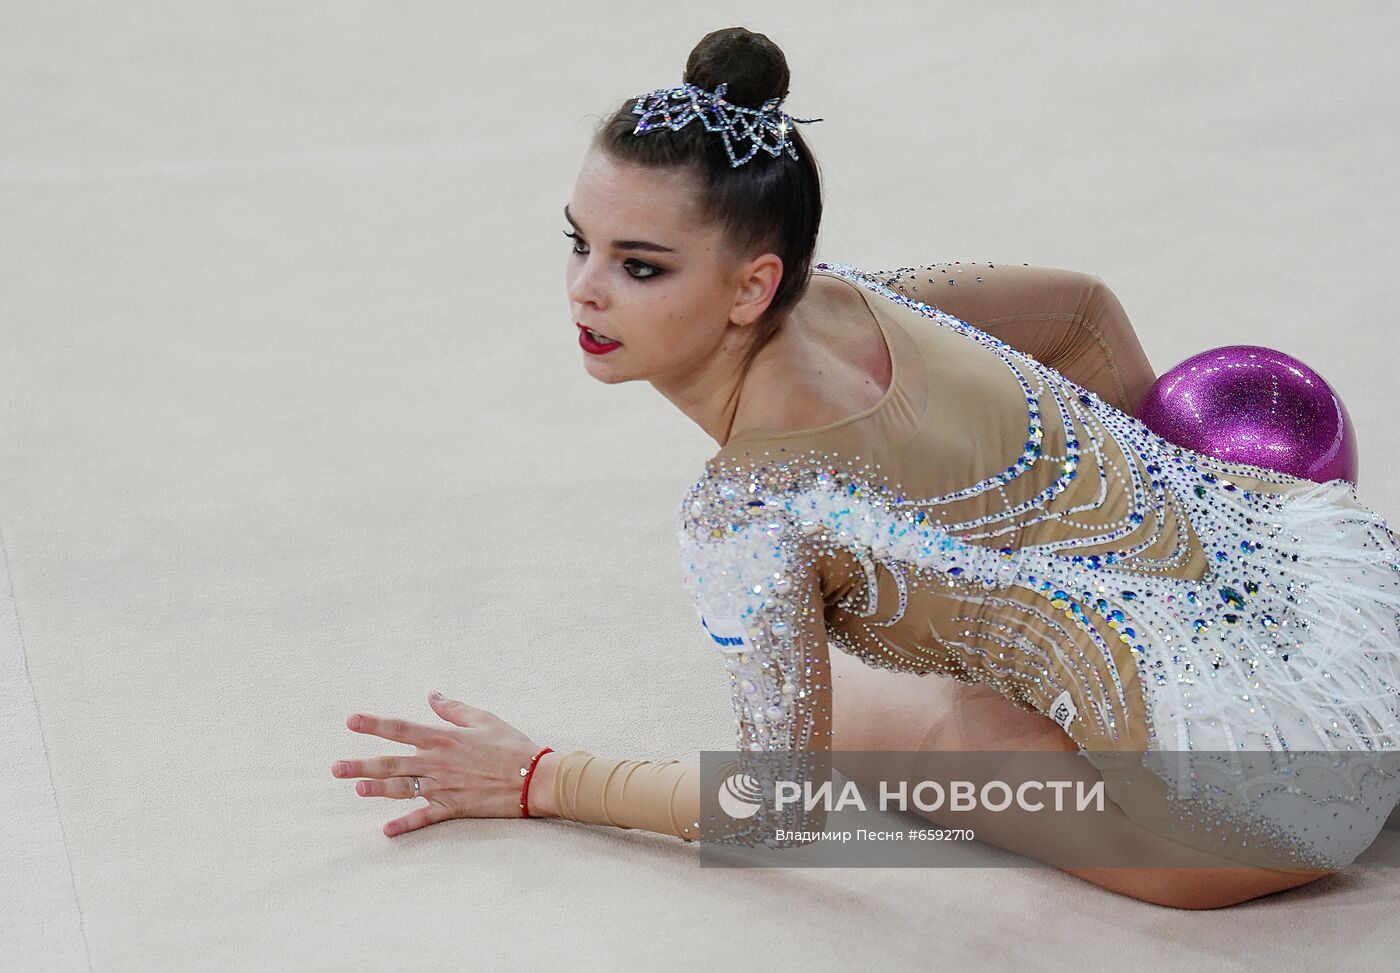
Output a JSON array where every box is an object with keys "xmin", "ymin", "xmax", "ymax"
[{"xmin": 563, "ymin": 204, "xmax": 677, "ymax": 254}]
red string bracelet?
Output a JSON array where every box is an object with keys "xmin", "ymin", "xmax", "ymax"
[{"xmin": 518, "ymin": 746, "xmax": 553, "ymax": 818}]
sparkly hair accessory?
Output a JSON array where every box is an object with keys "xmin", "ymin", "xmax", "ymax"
[{"xmin": 630, "ymin": 81, "xmax": 823, "ymax": 168}]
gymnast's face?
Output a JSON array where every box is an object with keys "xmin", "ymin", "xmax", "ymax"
[{"xmin": 564, "ymin": 148, "xmax": 782, "ymax": 388}]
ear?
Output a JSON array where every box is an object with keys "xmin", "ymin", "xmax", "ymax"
[{"xmin": 730, "ymin": 252, "xmax": 784, "ymax": 327}]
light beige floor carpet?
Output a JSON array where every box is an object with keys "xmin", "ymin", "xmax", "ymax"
[{"xmin": 3, "ymin": 2, "xmax": 1399, "ymax": 970}]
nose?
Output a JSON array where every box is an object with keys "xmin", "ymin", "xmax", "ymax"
[{"xmin": 566, "ymin": 255, "xmax": 604, "ymax": 311}]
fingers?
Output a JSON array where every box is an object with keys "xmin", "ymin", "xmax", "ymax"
[
  {"xmin": 346, "ymin": 712, "xmax": 439, "ymax": 747},
  {"xmin": 385, "ymin": 803, "xmax": 449, "ymax": 837},
  {"xmin": 331, "ymin": 754, "xmax": 424, "ymax": 780},
  {"xmin": 428, "ymin": 692, "xmax": 492, "ymax": 727},
  {"xmin": 343, "ymin": 692, "xmax": 493, "ymax": 743},
  {"xmin": 355, "ymin": 776, "xmax": 431, "ymax": 800}
]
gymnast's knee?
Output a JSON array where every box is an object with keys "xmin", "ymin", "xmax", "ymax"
[{"xmin": 1069, "ymin": 864, "xmax": 1335, "ymax": 910}]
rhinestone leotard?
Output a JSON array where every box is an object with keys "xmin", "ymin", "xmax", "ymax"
[{"xmin": 555, "ymin": 263, "xmax": 1400, "ymax": 869}]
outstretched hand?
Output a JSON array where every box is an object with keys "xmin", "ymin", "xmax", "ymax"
[{"xmin": 332, "ymin": 691, "xmax": 545, "ymax": 837}]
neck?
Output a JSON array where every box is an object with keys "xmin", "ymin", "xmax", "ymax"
[{"xmin": 651, "ymin": 311, "xmax": 794, "ymax": 449}]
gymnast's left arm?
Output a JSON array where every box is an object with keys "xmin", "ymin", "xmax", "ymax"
[{"xmin": 874, "ymin": 261, "xmax": 1159, "ymax": 414}]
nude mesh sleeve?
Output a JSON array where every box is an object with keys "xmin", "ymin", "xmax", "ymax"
[
  {"xmin": 871, "ymin": 262, "xmax": 1158, "ymax": 414},
  {"xmin": 553, "ymin": 751, "xmax": 702, "ymax": 840},
  {"xmin": 553, "ymin": 489, "xmax": 835, "ymax": 847}
]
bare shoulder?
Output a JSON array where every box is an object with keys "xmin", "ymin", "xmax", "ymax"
[{"xmin": 728, "ymin": 275, "xmax": 891, "ymax": 437}]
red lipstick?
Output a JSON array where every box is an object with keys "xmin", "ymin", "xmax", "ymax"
[{"xmin": 578, "ymin": 323, "xmax": 622, "ymax": 355}]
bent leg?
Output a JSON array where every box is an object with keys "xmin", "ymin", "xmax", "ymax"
[{"xmin": 829, "ymin": 649, "xmax": 1335, "ymax": 908}]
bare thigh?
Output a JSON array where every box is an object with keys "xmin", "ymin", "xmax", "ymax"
[{"xmin": 828, "ymin": 650, "xmax": 1335, "ymax": 908}]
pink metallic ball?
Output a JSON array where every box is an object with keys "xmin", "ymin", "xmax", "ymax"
[{"xmin": 1134, "ymin": 344, "xmax": 1358, "ymax": 484}]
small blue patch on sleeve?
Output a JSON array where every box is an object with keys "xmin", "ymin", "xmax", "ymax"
[{"xmin": 700, "ymin": 614, "xmax": 750, "ymax": 654}]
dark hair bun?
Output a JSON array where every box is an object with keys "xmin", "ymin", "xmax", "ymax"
[{"xmin": 683, "ymin": 27, "xmax": 790, "ymax": 108}]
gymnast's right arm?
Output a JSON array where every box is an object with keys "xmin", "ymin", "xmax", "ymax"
[
  {"xmin": 527, "ymin": 503, "xmax": 836, "ymax": 846},
  {"xmin": 877, "ymin": 262, "xmax": 1158, "ymax": 415}
]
